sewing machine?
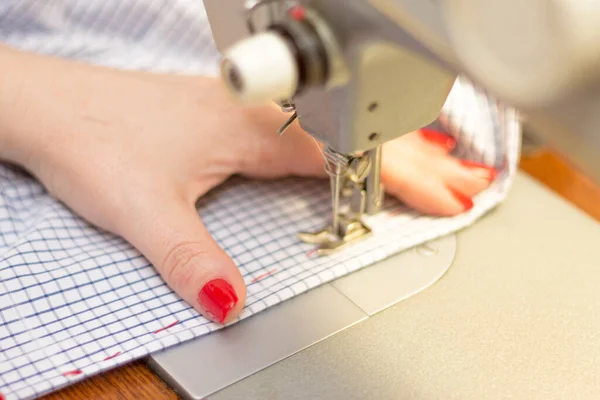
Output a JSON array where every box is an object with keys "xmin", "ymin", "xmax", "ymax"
[
  {"xmin": 203, "ymin": 0, "xmax": 600, "ymax": 253},
  {"xmin": 209, "ymin": 0, "xmax": 456, "ymax": 254},
  {"xmin": 147, "ymin": 1, "xmax": 600, "ymax": 398}
]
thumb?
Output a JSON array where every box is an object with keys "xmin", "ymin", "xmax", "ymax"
[{"xmin": 119, "ymin": 195, "xmax": 246, "ymax": 324}]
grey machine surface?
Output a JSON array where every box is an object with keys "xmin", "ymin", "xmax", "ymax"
[
  {"xmin": 149, "ymin": 1, "xmax": 600, "ymax": 398},
  {"xmin": 148, "ymin": 171, "xmax": 600, "ymax": 399}
]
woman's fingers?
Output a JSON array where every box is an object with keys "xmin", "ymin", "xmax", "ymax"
[
  {"xmin": 119, "ymin": 194, "xmax": 246, "ymax": 324},
  {"xmin": 381, "ymin": 129, "xmax": 497, "ymax": 216},
  {"xmin": 439, "ymin": 159, "xmax": 497, "ymax": 198},
  {"xmin": 382, "ymin": 158, "xmax": 473, "ymax": 216},
  {"xmin": 417, "ymin": 128, "xmax": 457, "ymax": 155}
]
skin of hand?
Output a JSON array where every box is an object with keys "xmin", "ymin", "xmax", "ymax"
[{"xmin": 0, "ymin": 46, "xmax": 495, "ymax": 324}]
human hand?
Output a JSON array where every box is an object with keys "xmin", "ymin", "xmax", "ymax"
[{"xmin": 1, "ymin": 49, "xmax": 495, "ymax": 324}]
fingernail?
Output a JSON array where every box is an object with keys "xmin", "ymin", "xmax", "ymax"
[
  {"xmin": 448, "ymin": 187, "xmax": 474, "ymax": 212},
  {"xmin": 419, "ymin": 129, "xmax": 456, "ymax": 151},
  {"xmin": 459, "ymin": 160, "xmax": 497, "ymax": 182},
  {"xmin": 198, "ymin": 278, "xmax": 238, "ymax": 324}
]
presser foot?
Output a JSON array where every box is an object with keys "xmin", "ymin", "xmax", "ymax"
[{"xmin": 298, "ymin": 216, "xmax": 372, "ymax": 256}]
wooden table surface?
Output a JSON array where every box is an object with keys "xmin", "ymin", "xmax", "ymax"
[{"xmin": 40, "ymin": 148, "xmax": 600, "ymax": 400}]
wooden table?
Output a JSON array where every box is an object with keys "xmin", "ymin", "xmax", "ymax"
[{"xmin": 41, "ymin": 148, "xmax": 600, "ymax": 400}]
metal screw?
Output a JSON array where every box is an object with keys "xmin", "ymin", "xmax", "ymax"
[
  {"xmin": 369, "ymin": 132, "xmax": 380, "ymax": 141},
  {"xmin": 416, "ymin": 243, "xmax": 437, "ymax": 256}
]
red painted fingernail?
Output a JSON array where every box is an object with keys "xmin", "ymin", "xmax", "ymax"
[
  {"xmin": 288, "ymin": 5, "xmax": 306, "ymax": 20},
  {"xmin": 448, "ymin": 188, "xmax": 474, "ymax": 212},
  {"xmin": 459, "ymin": 160, "xmax": 497, "ymax": 182},
  {"xmin": 198, "ymin": 279, "xmax": 238, "ymax": 324},
  {"xmin": 419, "ymin": 129, "xmax": 456, "ymax": 151}
]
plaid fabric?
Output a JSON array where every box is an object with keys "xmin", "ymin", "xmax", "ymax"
[{"xmin": 0, "ymin": 2, "xmax": 521, "ymax": 399}]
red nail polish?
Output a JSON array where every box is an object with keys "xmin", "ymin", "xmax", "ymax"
[
  {"xmin": 448, "ymin": 188, "xmax": 474, "ymax": 212},
  {"xmin": 419, "ymin": 128, "xmax": 456, "ymax": 151},
  {"xmin": 459, "ymin": 160, "xmax": 498, "ymax": 182},
  {"xmin": 288, "ymin": 5, "xmax": 306, "ymax": 20},
  {"xmin": 198, "ymin": 279, "xmax": 238, "ymax": 324}
]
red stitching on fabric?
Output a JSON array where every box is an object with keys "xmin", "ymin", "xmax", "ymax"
[
  {"xmin": 154, "ymin": 320, "xmax": 179, "ymax": 334},
  {"xmin": 62, "ymin": 369, "xmax": 82, "ymax": 377},
  {"xmin": 103, "ymin": 351, "xmax": 121, "ymax": 361},
  {"xmin": 251, "ymin": 268, "xmax": 277, "ymax": 283}
]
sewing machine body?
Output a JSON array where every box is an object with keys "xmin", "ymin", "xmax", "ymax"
[
  {"xmin": 205, "ymin": 0, "xmax": 600, "ymax": 184},
  {"xmin": 202, "ymin": 0, "xmax": 600, "ymax": 255},
  {"xmin": 203, "ymin": 0, "xmax": 456, "ymax": 154}
]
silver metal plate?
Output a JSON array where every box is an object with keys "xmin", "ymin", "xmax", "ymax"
[
  {"xmin": 147, "ymin": 235, "xmax": 456, "ymax": 400},
  {"xmin": 147, "ymin": 284, "xmax": 366, "ymax": 400},
  {"xmin": 332, "ymin": 235, "xmax": 456, "ymax": 315}
]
